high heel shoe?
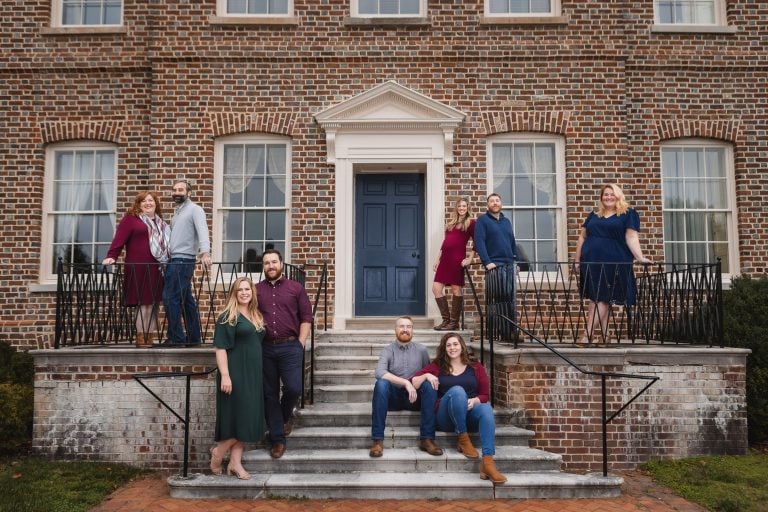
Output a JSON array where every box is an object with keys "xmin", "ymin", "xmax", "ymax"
[
  {"xmin": 227, "ymin": 463, "xmax": 252, "ymax": 480},
  {"xmin": 209, "ymin": 445, "xmax": 224, "ymax": 475}
]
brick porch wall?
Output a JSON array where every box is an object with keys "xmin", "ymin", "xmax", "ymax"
[{"xmin": 32, "ymin": 346, "xmax": 749, "ymax": 473}]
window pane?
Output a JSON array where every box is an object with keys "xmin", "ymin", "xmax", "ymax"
[
  {"xmin": 517, "ymin": 241, "xmax": 533, "ymax": 265},
  {"xmin": 359, "ymin": 0, "xmax": 377, "ymax": 14},
  {"xmin": 75, "ymin": 216, "xmax": 94, "ymax": 244},
  {"xmin": 244, "ymin": 211, "xmax": 265, "ymax": 240},
  {"xmin": 228, "ymin": 0, "xmax": 247, "ymax": 13},
  {"xmin": 663, "ymin": 178, "xmax": 682, "ymax": 208},
  {"xmin": 493, "ymin": 144, "xmax": 512, "ymax": 174},
  {"xmin": 223, "ymin": 242, "xmax": 243, "ymax": 263},
  {"xmin": 489, "ymin": 0, "xmax": 508, "ymax": 13},
  {"xmin": 245, "ymin": 177, "xmax": 265, "ymax": 207},
  {"xmin": 95, "ymin": 214, "xmax": 115, "ymax": 243},
  {"xmin": 686, "ymin": 243, "xmax": 707, "ymax": 264},
  {"xmin": 535, "ymin": 175, "xmax": 555, "ymax": 205},
  {"xmin": 705, "ymin": 148, "xmax": 725, "ymax": 178},
  {"xmin": 266, "ymin": 177, "xmax": 286, "ymax": 207},
  {"xmin": 73, "ymin": 244, "xmax": 93, "ymax": 265},
  {"xmin": 401, "ymin": 0, "xmax": 419, "ymax": 14},
  {"xmin": 684, "ymin": 179, "xmax": 705, "ymax": 209},
  {"xmin": 707, "ymin": 213, "xmax": 728, "ymax": 241},
  {"xmin": 694, "ymin": 0, "xmax": 715, "ymax": 23},
  {"xmin": 265, "ymin": 211, "xmax": 285, "ymax": 241},
  {"xmin": 268, "ymin": 0, "xmax": 288, "ymax": 14},
  {"xmin": 54, "ymin": 216, "xmax": 75, "ymax": 244},
  {"xmin": 243, "ymin": 244, "xmax": 262, "ymax": 271},
  {"xmin": 222, "ymin": 210, "xmax": 244, "ymax": 241},
  {"xmin": 712, "ymin": 243, "xmax": 729, "ymax": 272},
  {"xmin": 706, "ymin": 179, "xmax": 727, "ymax": 209},
  {"xmin": 663, "ymin": 211, "xmax": 685, "ymax": 241},
  {"xmin": 492, "ymin": 176, "xmax": 513, "ymax": 201},
  {"xmin": 83, "ymin": 1, "xmax": 102, "ymax": 24},
  {"xmin": 534, "ymin": 143, "xmax": 555, "ymax": 172},
  {"xmin": 514, "ymin": 209, "xmax": 534, "ymax": 239},
  {"xmin": 535, "ymin": 210, "xmax": 555, "ymax": 239},
  {"xmin": 512, "ymin": 144, "xmax": 533, "ymax": 174},
  {"xmin": 658, "ymin": 2, "xmax": 674, "ymax": 23},
  {"xmin": 510, "ymin": 0, "xmax": 528, "ymax": 13},
  {"xmin": 661, "ymin": 148, "xmax": 681, "ymax": 178},
  {"xmin": 665, "ymin": 241, "xmax": 683, "ymax": 262},
  {"xmin": 62, "ymin": 1, "xmax": 82, "ymax": 24},
  {"xmin": 380, "ymin": 0, "xmax": 399, "ymax": 15},
  {"xmin": 685, "ymin": 212, "xmax": 705, "ymax": 241},
  {"xmin": 531, "ymin": 0, "xmax": 551, "ymax": 13},
  {"xmin": 75, "ymin": 152, "xmax": 94, "ymax": 181},
  {"xmin": 224, "ymin": 146, "xmax": 244, "ymax": 176},
  {"xmin": 247, "ymin": 145, "xmax": 266, "ymax": 175},
  {"xmin": 104, "ymin": 1, "xmax": 121, "ymax": 23},
  {"xmin": 250, "ymin": 0, "xmax": 269, "ymax": 13},
  {"xmin": 536, "ymin": 240, "xmax": 556, "ymax": 263},
  {"xmin": 56, "ymin": 152, "xmax": 74, "ymax": 180},
  {"xmin": 682, "ymin": 148, "xmax": 700, "ymax": 177},
  {"xmin": 513, "ymin": 175, "xmax": 534, "ymax": 206}
]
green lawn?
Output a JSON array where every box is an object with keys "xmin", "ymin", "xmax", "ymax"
[
  {"xmin": 645, "ymin": 453, "xmax": 768, "ymax": 512},
  {"xmin": 0, "ymin": 456, "xmax": 148, "ymax": 512}
]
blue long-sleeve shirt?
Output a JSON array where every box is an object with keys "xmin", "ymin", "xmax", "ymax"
[{"xmin": 474, "ymin": 210, "xmax": 518, "ymax": 267}]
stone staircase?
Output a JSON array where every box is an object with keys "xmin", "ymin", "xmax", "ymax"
[{"xmin": 168, "ymin": 329, "xmax": 623, "ymax": 500}]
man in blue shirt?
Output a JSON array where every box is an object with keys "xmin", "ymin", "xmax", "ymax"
[{"xmin": 474, "ymin": 193, "xmax": 519, "ymax": 343}]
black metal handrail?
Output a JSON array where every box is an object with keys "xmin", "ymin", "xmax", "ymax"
[
  {"xmin": 132, "ymin": 367, "xmax": 217, "ymax": 477},
  {"xmin": 496, "ymin": 314, "xmax": 659, "ymax": 477}
]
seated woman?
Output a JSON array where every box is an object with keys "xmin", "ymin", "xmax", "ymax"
[{"xmin": 411, "ymin": 333, "xmax": 507, "ymax": 484}]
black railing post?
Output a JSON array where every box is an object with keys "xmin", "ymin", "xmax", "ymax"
[
  {"xmin": 602, "ymin": 374, "xmax": 608, "ymax": 477},
  {"xmin": 183, "ymin": 374, "xmax": 192, "ymax": 477}
]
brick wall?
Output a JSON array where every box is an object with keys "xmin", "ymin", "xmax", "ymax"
[
  {"xmin": 32, "ymin": 346, "xmax": 749, "ymax": 472},
  {"xmin": 2, "ymin": 1, "xmax": 768, "ymax": 349},
  {"xmin": 491, "ymin": 347, "xmax": 750, "ymax": 472}
]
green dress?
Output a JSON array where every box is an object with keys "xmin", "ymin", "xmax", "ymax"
[{"xmin": 214, "ymin": 313, "xmax": 265, "ymax": 442}]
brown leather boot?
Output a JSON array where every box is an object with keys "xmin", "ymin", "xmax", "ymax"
[
  {"xmin": 480, "ymin": 455, "xmax": 507, "ymax": 484},
  {"xmin": 434, "ymin": 296, "xmax": 451, "ymax": 330},
  {"xmin": 143, "ymin": 332, "xmax": 155, "ymax": 347},
  {"xmin": 445, "ymin": 296, "xmax": 463, "ymax": 330},
  {"xmin": 369, "ymin": 440, "xmax": 384, "ymax": 458},
  {"xmin": 456, "ymin": 432, "xmax": 478, "ymax": 459},
  {"xmin": 135, "ymin": 332, "xmax": 145, "ymax": 348}
]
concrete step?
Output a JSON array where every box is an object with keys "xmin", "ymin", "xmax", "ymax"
[
  {"xmin": 313, "ymin": 384, "xmax": 372, "ymax": 402},
  {"xmin": 313, "ymin": 369, "xmax": 374, "ymax": 386},
  {"xmin": 168, "ymin": 471, "xmax": 623, "ymax": 500},
  {"xmin": 295, "ymin": 402, "xmax": 527, "ymax": 428},
  {"xmin": 241, "ymin": 446, "xmax": 562, "ymax": 474},
  {"xmin": 314, "ymin": 355, "xmax": 378, "ymax": 372},
  {"xmin": 272, "ymin": 425, "xmax": 534, "ymax": 449}
]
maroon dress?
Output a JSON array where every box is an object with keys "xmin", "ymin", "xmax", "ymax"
[
  {"xmin": 434, "ymin": 219, "xmax": 475, "ymax": 286},
  {"xmin": 106, "ymin": 214, "xmax": 163, "ymax": 306}
]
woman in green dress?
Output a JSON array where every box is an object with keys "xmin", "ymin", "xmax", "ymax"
[{"xmin": 209, "ymin": 276, "xmax": 265, "ymax": 480}]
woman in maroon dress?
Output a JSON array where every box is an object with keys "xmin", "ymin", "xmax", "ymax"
[
  {"xmin": 432, "ymin": 199, "xmax": 475, "ymax": 330},
  {"xmin": 103, "ymin": 192, "xmax": 170, "ymax": 347}
]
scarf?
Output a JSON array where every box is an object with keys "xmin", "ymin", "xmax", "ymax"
[{"xmin": 140, "ymin": 213, "xmax": 171, "ymax": 263}]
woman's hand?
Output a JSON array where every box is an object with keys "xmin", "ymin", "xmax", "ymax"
[
  {"xmin": 467, "ymin": 397, "xmax": 480, "ymax": 410},
  {"xmin": 220, "ymin": 375, "xmax": 232, "ymax": 394},
  {"xmin": 425, "ymin": 374, "xmax": 439, "ymax": 390},
  {"xmin": 461, "ymin": 257, "xmax": 472, "ymax": 267},
  {"xmin": 102, "ymin": 258, "xmax": 115, "ymax": 265},
  {"xmin": 636, "ymin": 256, "xmax": 652, "ymax": 265}
]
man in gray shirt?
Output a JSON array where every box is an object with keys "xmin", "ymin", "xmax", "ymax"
[
  {"xmin": 161, "ymin": 180, "xmax": 211, "ymax": 347},
  {"xmin": 369, "ymin": 316, "xmax": 443, "ymax": 457}
]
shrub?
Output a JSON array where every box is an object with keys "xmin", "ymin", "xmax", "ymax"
[
  {"xmin": 0, "ymin": 341, "xmax": 34, "ymax": 454},
  {"xmin": 723, "ymin": 276, "xmax": 768, "ymax": 445}
]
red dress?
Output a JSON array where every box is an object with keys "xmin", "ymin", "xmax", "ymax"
[
  {"xmin": 434, "ymin": 220, "xmax": 475, "ymax": 286},
  {"xmin": 106, "ymin": 214, "xmax": 164, "ymax": 306}
]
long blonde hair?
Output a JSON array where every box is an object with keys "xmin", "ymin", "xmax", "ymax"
[
  {"xmin": 596, "ymin": 184, "xmax": 630, "ymax": 217},
  {"xmin": 219, "ymin": 277, "xmax": 264, "ymax": 330},
  {"xmin": 445, "ymin": 198, "xmax": 472, "ymax": 232}
]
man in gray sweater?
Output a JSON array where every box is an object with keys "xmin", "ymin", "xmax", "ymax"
[{"xmin": 162, "ymin": 180, "xmax": 211, "ymax": 347}]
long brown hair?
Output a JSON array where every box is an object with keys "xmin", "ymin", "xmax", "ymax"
[
  {"xmin": 128, "ymin": 191, "xmax": 165, "ymax": 218},
  {"xmin": 445, "ymin": 198, "xmax": 472, "ymax": 232},
  {"xmin": 434, "ymin": 332, "xmax": 473, "ymax": 374},
  {"xmin": 219, "ymin": 277, "xmax": 264, "ymax": 330}
]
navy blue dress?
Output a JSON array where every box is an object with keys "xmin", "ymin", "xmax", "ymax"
[{"xmin": 578, "ymin": 208, "xmax": 640, "ymax": 305}]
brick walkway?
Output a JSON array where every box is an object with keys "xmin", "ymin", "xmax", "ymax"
[{"xmin": 91, "ymin": 470, "xmax": 706, "ymax": 512}]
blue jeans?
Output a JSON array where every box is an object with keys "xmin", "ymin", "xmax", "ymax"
[
  {"xmin": 262, "ymin": 339, "xmax": 304, "ymax": 446},
  {"xmin": 371, "ymin": 380, "xmax": 437, "ymax": 441},
  {"xmin": 436, "ymin": 385, "xmax": 496, "ymax": 456},
  {"xmin": 486, "ymin": 264, "xmax": 517, "ymax": 341},
  {"xmin": 161, "ymin": 258, "xmax": 201, "ymax": 345}
]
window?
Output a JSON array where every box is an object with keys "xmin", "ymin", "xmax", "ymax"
[
  {"xmin": 353, "ymin": 0, "xmax": 425, "ymax": 16},
  {"xmin": 661, "ymin": 141, "xmax": 736, "ymax": 274},
  {"xmin": 655, "ymin": 0, "xmax": 723, "ymax": 25},
  {"xmin": 52, "ymin": 0, "xmax": 123, "ymax": 26},
  {"xmin": 488, "ymin": 135, "xmax": 566, "ymax": 272},
  {"xmin": 215, "ymin": 136, "xmax": 290, "ymax": 270},
  {"xmin": 486, "ymin": 0, "xmax": 559, "ymax": 16},
  {"xmin": 218, "ymin": 0, "xmax": 291, "ymax": 16},
  {"xmin": 43, "ymin": 142, "xmax": 117, "ymax": 280}
]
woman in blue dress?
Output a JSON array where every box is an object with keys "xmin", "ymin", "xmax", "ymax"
[{"xmin": 574, "ymin": 184, "xmax": 651, "ymax": 346}]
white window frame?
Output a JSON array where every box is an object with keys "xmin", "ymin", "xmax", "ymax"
[
  {"xmin": 660, "ymin": 138, "xmax": 738, "ymax": 279},
  {"xmin": 653, "ymin": 0, "xmax": 726, "ymax": 27},
  {"xmin": 484, "ymin": 0, "xmax": 561, "ymax": 17},
  {"xmin": 213, "ymin": 134, "xmax": 292, "ymax": 270},
  {"xmin": 51, "ymin": 0, "xmax": 123, "ymax": 28},
  {"xmin": 351, "ymin": 0, "xmax": 427, "ymax": 17},
  {"xmin": 41, "ymin": 141, "xmax": 118, "ymax": 283},
  {"xmin": 486, "ymin": 133, "xmax": 567, "ymax": 275},
  {"xmin": 215, "ymin": 0, "xmax": 294, "ymax": 17}
]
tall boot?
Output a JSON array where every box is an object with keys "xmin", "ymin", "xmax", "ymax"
[
  {"xmin": 434, "ymin": 296, "xmax": 451, "ymax": 330},
  {"xmin": 135, "ymin": 332, "xmax": 145, "ymax": 348},
  {"xmin": 143, "ymin": 332, "xmax": 155, "ymax": 348},
  {"xmin": 446, "ymin": 296, "xmax": 463, "ymax": 330},
  {"xmin": 480, "ymin": 455, "xmax": 507, "ymax": 484},
  {"xmin": 456, "ymin": 432, "xmax": 478, "ymax": 459}
]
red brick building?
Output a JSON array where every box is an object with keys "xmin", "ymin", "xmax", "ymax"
[{"xmin": 2, "ymin": 0, "xmax": 766, "ymax": 349}]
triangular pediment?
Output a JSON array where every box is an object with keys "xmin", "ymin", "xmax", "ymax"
[{"xmin": 314, "ymin": 80, "xmax": 465, "ymax": 129}]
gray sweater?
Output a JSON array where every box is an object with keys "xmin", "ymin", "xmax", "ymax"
[{"xmin": 169, "ymin": 199, "xmax": 210, "ymax": 258}]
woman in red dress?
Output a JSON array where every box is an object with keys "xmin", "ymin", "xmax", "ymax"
[
  {"xmin": 103, "ymin": 191, "xmax": 170, "ymax": 347},
  {"xmin": 432, "ymin": 199, "xmax": 475, "ymax": 330}
]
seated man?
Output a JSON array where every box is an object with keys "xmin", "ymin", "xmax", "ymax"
[{"xmin": 369, "ymin": 316, "xmax": 443, "ymax": 458}]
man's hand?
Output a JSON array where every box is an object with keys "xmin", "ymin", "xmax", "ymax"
[
  {"xmin": 200, "ymin": 253, "xmax": 212, "ymax": 269},
  {"xmin": 405, "ymin": 381, "xmax": 418, "ymax": 403},
  {"xmin": 485, "ymin": 262, "xmax": 497, "ymax": 270}
]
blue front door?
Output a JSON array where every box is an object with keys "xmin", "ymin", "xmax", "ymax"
[{"xmin": 355, "ymin": 173, "xmax": 425, "ymax": 316}]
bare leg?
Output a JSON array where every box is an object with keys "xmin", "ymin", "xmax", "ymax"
[
  {"xmin": 595, "ymin": 301, "xmax": 610, "ymax": 343},
  {"xmin": 580, "ymin": 301, "xmax": 597, "ymax": 344},
  {"xmin": 211, "ymin": 438, "xmax": 237, "ymax": 475},
  {"xmin": 449, "ymin": 284, "xmax": 462, "ymax": 297},
  {"xmin": 227, "ymin": 441, "xmax": 251, "ymax": 480},
  {"xmin": 432, "ymin": 281, "xmax": 445, "ymax": 298}
]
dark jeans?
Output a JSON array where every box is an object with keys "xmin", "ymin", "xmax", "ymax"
[
  {"xmin": 371, "ymin": 379, "xmax": 438, "ymax": 441},
  {"xmin": 263, "ymin": 339, "xmax": 304, "ymax": 446},
  {"xmin": 486, "ymin": 263, "xmax": 517, "ymax": 341},
  {"xmin": 161, "ymin": 258, "xmax": 201, "ymax": 345}
]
